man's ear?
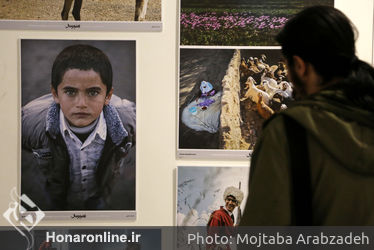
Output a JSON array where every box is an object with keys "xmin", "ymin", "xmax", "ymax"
[
  {"xmin": 292, "ymin": 55, "xmax": 307, "ymax": 79},
  {"xmin": 104, "ymin": 88, "xmax": 114, "ymax": 105},
  {"xmin": 51, "ymin": 87, "xmax": 59, "ymax": 104}
]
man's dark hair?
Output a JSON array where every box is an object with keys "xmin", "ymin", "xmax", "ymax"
[
  {"xmin": 276, "ymin": 6, "xmax": 357, "ymax": 81},
  {"xmin": 51, "ymin": 44, "xmax": 113, "ymax": 94},
  {"xmin": 276, "ymin": 5, "xmax": 374, "ymax": 111}
]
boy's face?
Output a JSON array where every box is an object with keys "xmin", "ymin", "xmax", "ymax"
[{"xmin": 52, "ymin": 69, "xmax": 113, "ymax": 128}]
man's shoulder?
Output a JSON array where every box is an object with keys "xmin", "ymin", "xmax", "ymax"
[
  {"xmin": 212, "ymin": 207, "xmax": 228, "ymax": 216},
  {"xmin": 208, "ymin": 208, "xmax": 225, "ymax": 223},
  {"xmin": 263, "ymin": 103, "xmax": 314, "ymax": 130}
]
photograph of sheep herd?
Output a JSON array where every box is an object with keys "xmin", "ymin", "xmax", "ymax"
[
  {"xmin": 180, "ymin": 0, "xmax": 334, "ymax": 46},
  {"xmin": 179, "ymin": 48, "xmax": 291, "ymax": 150}
]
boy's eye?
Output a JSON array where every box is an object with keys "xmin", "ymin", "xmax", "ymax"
[
  {"xmin": 64, "ymin": 89, "xmax": 76, "ymax": 96},
  {"xmin": 87, "ymin": 89, "xmax": 100, "ymax": 97}
]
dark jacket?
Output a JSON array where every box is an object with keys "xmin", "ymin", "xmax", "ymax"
[
  {"xmin": 241, "ymin": 88, "xmax": 374, "ymax": 225},
  {"xmin": 21, "ymin": 94, "xmax": 136, "ymax": 211}
]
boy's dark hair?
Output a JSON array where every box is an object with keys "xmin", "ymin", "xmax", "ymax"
[
  {"xmin": 51, "ymin": 44, "xmax": 113, "ymax": 94},
  {"xmin": 276, "ymin": 5, "xmax": 374, "ymax": 111}
]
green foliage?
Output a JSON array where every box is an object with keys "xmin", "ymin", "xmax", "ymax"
[{"xmin": 181, "ymin": 25, "xmax": 279, "ymax": 46}]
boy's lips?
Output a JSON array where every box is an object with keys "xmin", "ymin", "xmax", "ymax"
[{"xmin": 72, "ymin": 112, "xmax": 90, "ymax": 116}]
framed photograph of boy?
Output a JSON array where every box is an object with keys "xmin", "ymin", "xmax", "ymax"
[{"xmin": 20, "ymin": 39, "xmax": 136, "ymax": 220}]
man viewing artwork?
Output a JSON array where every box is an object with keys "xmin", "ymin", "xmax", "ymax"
[
  {"xmin": 21, "ymin": 43, "xmax": 136, "ymax": 211},
  {"xmin": 241, "ymin": 6, "xmax": 374, "ymax": 225}
]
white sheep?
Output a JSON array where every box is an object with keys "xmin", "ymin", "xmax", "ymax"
[
  {"xmin": 279, "ymin": 81, "xmax": 293, "ymax": 98},
  {"xmin": 262, "ymin": 79, "xmax": 279, "ymax": 97},
  {"xmin": 261, "ymin": 71, "xmax": 278, "ymax": 88},
  {"xmin": 241, "ymin": 77, "xmax": 271, "ymax": 104}
]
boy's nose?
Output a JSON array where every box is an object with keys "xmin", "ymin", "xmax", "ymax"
[{"xmin": 76, "ymin": 93, "xmax": 87, "ymax": 107}]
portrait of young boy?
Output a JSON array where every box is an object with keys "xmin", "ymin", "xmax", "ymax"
[{"xmin": 21, "ymin": 40, "xmax": 136, "ymax": 211}]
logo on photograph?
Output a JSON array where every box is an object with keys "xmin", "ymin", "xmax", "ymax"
[{"xmin": 3, "ymin": 187, "xmax": 45, "ymax": 250}]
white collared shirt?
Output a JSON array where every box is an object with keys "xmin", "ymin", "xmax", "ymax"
[
  {"xmin": 223, "ymin": 206, "xmax": 235, "ymax": 223},
  {"xmin": 60, "ymin": 110, "xmax": 107, "ymax": 208},
  {"xmin": 223, "ymin": 206, "xmax": 233, "ymax": 217}
]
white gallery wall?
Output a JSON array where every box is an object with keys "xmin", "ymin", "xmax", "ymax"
[{"xmin": 0, "ymin": 0, "xmax": 372, "ymax": 226}]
